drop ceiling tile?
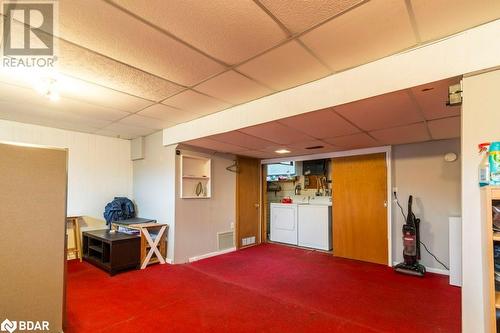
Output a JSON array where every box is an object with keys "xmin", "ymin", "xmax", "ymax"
[
  {"xmin": 0, "ymin": 71, "xmax": 151, "ymax": 114},
  {"xmin": 335, "ymin": 90, "xmax": 424, "ymax": 131},
  {"xmin": 411, "ymin": 0, "xmax": 500, "ymax": 42},
  {"xmin": 261, "ymin": 144, "xmax": 297, "ymax": 153},
  {"xmin": 110, "ymin": 0, "xmax": 287, "ymax": 65},
  {"xmin": 138, "ymin": 104, "xmax": 201, "ymax": 124},
  {"xmin": 60, "ymin": 102, "xmax": 129, "ymax": 121},
  {"xmin": 184, "ymin": 137, "xmax": 246, "ymax": 154},
  {"xmin": 410, "ymin": 78, "xmax": 461, "ymax": 120},
  {"xmin": 58, "ymin": 40, "xmax": 185, "ymax": 101},
  {"xmin": 237, "ymin": 40, "xmax": 330, "ymax": 91},
  {"xmin": 0, "ymin": 80, "xmax": 130, "ymax": 122},
  {"xmin": 300, "ymin": 0, "xmax": 417, "ymax": 71},
  {"xmin": 119, "ymin": 114, "xmax": 174, "ymax": 130},
  {"xmin": 58, "ymin": 1, "xmax": 226, "ymax": 86},
  {"xmin": 55, "ymin": 76, "xmax": 152, "ymax": 113},
  {"xmin": 260, "ymin": 0, "xmax": 363, "ymax": 33},
  {"xmin": 240, "ymin": 122, "xmax": 315, "ymax": 145},
  {"xmin": 237, "ymin": 150, "xmax": 272, "ymax": 159},
  {"xmin": 260, "ymin": 144, "xmax": 315, "ymax": 157},
  {"xmin": 427, "ymin": 116, "xmax": 461, "ymax": 140},
  {"xmin": 279, "ymin": 108, "xmax": 359, "ymax": 139},
  {"xmin": 208, "ymin": 131, "xmax": 276, "ymax": 150},
  {"xmin": 93, "ymin": 128, "xmax": 123, "ymax": 139},
  {"xmin": 370, "ymin": 123, "xmax": 430, "ymax": 145},
  {"xmin": 162, "ymin": 90, "xmax": 231, "ymax": 115},
  {"xmin": 54, "ymin": 99, "xmax": 129, "ymax": 122},
  {"xmin": 0, "ymin": 100, "xmax": 111, "ymax": 133},
  {"xmin": 97, "ymin": 123, "xmax": 156, "ymax": 140},
  {"xmin": 288, "ymin": 139, "xmax": 332, "ymax": 149},
  {"xmin": 288, "ymin": 140, "xmax": 340, "ymax": 154},
  {"xmin": 323, "ymin": 133, "xmax": 379, "ymax": 149},
  {"xmin": 195, "ymin": 71, "xmax": 273, "ymax": 105}
]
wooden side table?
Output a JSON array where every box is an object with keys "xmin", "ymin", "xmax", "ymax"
[
  {"xmin": 111, "ymin": 219, "xmax": 168, "ymax": 269},
  {"xmin": 66, "ymin": 216, "xmax": 82, "ymax": 262},
  {"xmin": 129, "ymin": 223, "xmax": 168, "ymax": 269}
]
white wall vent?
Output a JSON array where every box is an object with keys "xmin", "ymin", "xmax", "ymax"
[
  {"xmin": 218, "ymin": 231, "xmax": 234, "ymax": 250},
  {"xmin": 131, "ymin": 136, "xmax": 144, "ymax": 161}
]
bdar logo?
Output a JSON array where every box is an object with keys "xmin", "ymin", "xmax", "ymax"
[{"xmin": 0, "ymin": 319, "xmax": 17, "ymax": 333}]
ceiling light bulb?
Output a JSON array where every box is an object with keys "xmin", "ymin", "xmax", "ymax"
[
  {"xmin": 35, "ymin": 77, "xmax": 60, "ymax": 101},
  {"xmin": 48, "ymin": 91, "xmax": 60, "ymax": 102},
  {"xmin": 275, "ymin": 149, "xmax": 291, "ymax": 154}
]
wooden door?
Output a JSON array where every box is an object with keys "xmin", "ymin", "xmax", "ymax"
[
  {"xmin": 236, "ymin": 157, "xmax": 261, "ymax": 248},
  {"xmin": 332, "ymin": 153, "xmax": 388, "ymax": 265}
]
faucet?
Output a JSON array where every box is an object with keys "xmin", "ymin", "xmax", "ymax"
[
  {"xmin": 316, "ymin": 177, "xmax": 322, "ymax": 196},
  {"xmin": 294, "ymin": 184, "xmax": 301, "ymax": 195}
]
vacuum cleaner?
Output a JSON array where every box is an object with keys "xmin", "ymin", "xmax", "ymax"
[{"xmin": 394, "ymin": 195, "xmax": 426, "ymax": 277}]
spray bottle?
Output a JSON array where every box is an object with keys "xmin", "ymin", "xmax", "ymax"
[
  {"xmin": 479, "ymin": 143, "xmax": 490, "ymax": 187},
  {"xmin": 489, "ymin": 141, "xmax": 500, "ymax": 185}
]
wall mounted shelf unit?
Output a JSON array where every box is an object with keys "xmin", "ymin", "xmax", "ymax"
[
  {"xmin": 180, "ymin": 154, "xmax": 211, "ymax": 199},
  {"xmin": 484, "ymin": 186, "xmax": 500, "ymax": 332}
]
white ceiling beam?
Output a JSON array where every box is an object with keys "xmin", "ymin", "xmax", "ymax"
[{"xmin": 163, "ymin": 19, "xmax": 500, "ymax": 146}]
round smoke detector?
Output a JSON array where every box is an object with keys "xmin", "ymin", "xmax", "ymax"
[{"xmin": 444, "ymin": 152, "xmax": 458, "ymax": 162}]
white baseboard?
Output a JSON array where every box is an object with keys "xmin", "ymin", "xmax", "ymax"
[
  {"xmin": 392, "ymin": 261, "xmax": 449, "ymax": 276},
  {"xmin": 425, "ymin": 266, "xmax": 449, "ymax": 275},
  {"xmin": 165, "ymin": 258, "xmax": 173, "ymax": 264},
  {"xmin": 188, "ymin": 247, "xmax": 236, "ymax": 263}
]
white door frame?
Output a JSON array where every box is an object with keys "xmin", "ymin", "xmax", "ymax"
[{"xmin": 261, "ymin": 145, "xmax": 393, "ymax": 266}]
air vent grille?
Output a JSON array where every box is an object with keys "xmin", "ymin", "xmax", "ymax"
[{"xmin": 218, "ymin": 231, "xmax": 234, "ymax": 250}]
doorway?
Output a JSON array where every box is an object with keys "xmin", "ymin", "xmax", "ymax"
[{"xmin": 260, "ymin": 148, "xmax": 391, "ymax": 265}]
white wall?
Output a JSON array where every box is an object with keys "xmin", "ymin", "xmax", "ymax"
[
  {"xmin": 0, "ymin": 119, "xmax": 132, "ymax": 231},
  {"xmin": 392, "ymin": 139, "xmax": 461, "ymax": 271},
  {"xmin": 462, "ymin": 69, "xmax": 500, "ymax": 333},
  {"xmin": 132, "ymin": 134, "xmax": 236, "ymax": 263},
  {"xmin": 174, "ymin": 148, "xmax": 236, "ymax": 263},
  {"xmin": 132, "ymin": 131, "xmax": 176, "ymax": 262}
]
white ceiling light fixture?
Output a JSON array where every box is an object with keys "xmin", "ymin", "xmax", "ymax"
[
  {"xmin": 275, "ymin": 149, "xmax": 291, "ymax": 154},
  {"xmin": 34, "ymin": 76, "xmax": 60, "ymax": 102},
  {"xmin": 0, "ymin": 67, "xmax": 62, "ymax": 102}
]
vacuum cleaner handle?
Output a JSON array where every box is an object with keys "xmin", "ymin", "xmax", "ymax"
[
  {"xmin": 415, "ymin": 217, "xmax": 421, "ymax": 260},
  {"xmin": 407, "ymin": 195, "xmax": 413, "ymax": 218}
]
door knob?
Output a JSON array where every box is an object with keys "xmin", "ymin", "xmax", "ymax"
[
  {"xmin": 384, "ymin": 200, "xmax": 388, "ymax": 207},
  {"xmin": 254, "ymin": 203, "xmax": 260, "ymax": 208}
]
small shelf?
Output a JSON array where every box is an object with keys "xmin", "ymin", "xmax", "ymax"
[
  {"xmin": 180, "ymin": 154, "xmax": 211, "ymax": 199},
  {"xmin": 267, "ymin": 178, "xmax": 296, "ymax": 183},
  {"xmin": 182, "ymin": 176, "xmax": 210, "ymax": 179},
  {"xmin": 87, "ymin": 254, "xmax": 104, "ymax": 262},
  {"xmin": 496, "ymin": 292, "xmax": 500, "ymax": 309},
  {"xmin": 88, "ymin": 245, "xmax": 103, "ymax": 253},
  {"xmin": 493, "ymin": 233, "xmax": 500, "ymax": 241}
]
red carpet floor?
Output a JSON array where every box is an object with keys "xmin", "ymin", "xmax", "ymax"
[{"xmin": 66, "ymin": 243, "xmax": 460, "ymax": 332}]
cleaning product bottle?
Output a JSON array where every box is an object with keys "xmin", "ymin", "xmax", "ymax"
[
  {"xmin": 479, "ymin": 143, "xmax": 490, "ymax": 187},
  {"xmin": 490, "ymin": 141, "xmax": 500, "ymax": 185}
]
